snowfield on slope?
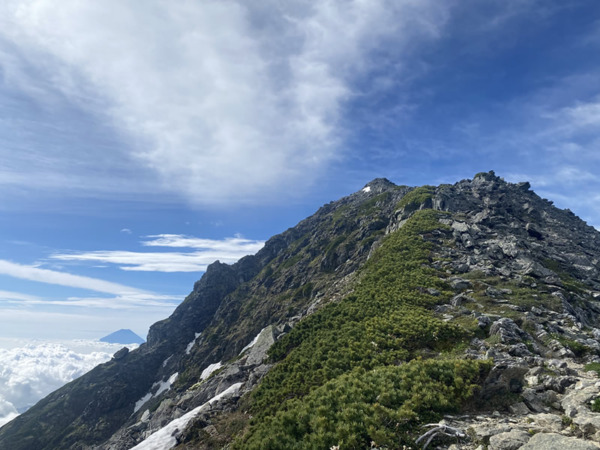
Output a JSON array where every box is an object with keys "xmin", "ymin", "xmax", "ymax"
[{"xmin": 130, "ymin": 382, "xmax": 243, "ymax": 450}]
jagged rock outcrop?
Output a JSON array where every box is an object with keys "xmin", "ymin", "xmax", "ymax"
[{"xmin": 1, "ymin": 171, "xmax": 600, "ymax": 449}]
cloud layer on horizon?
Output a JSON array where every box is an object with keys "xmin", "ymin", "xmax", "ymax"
[{"xmin": 0, "ymin": 340, "xmax": 133, "ymax": 427}]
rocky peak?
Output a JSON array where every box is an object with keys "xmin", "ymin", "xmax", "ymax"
[
  {"xmin": 2, "ymin": 171, "xmax": 600, "ymax": 450},
  {"xmin": 360, "ymin": 177, "xmax": 396, "ymax": 193}
]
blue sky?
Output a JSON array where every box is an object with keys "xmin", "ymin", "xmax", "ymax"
[{"xmin": 0, "ymin": 0, "xmax": 599, "ymax": 340}]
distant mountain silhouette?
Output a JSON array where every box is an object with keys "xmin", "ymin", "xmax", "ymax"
[{"xmin": 99, "ymin": 329, "xmax": 145, "ymax": 345}]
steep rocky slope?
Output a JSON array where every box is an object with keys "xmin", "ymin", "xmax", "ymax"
[{"xmin": 1, "ymin": 172, "xmax": 600, "ymax": 449}]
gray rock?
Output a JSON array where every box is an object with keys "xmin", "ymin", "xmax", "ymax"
[
  {"xmin": 531, "ymin": 306, "xmax": 543, "ymax": 315},
  {"xmin": 112, "ymin": 347, "xmax": 129, "ymax": 360},
  {"xmin": 450, "ymin": 278, "xmax": 473, "ymax": 290},
  {"xmin": 508, "ymin": 343, "xmax": 533, "ymax": 357},
  {"xmin": 482, "ymin": 362, "xmax": 529, "ymax": 398},
  {"xmin": 509, "ymin": 401, "xmax": 531, "ymax": 415},
  {"xmin": 244, "ymin": 325, "xmax": 275, "ymax": 366},
  {"xmin": 452, "ymin": 221, "xmax": 470, "ymax": 233},
  {"xmin": 489, "ymin": 318, "xmax": 528, "ymax": 345},
  {"xmin": 427, "ymin": 287, "xmax": 441, "ymax": 296},
  {"xmin": 488, "ymin": 429, "xmax": 530, "ymax": 450},
  {"xmin": 529, "ymin": 413, "xmax": 564, "ymax": 433},
  {"xmin": 574, "ymin": 413, "xmax": 600, "ymax": 435},
  {"xmin": 562, "ymin": 384, "xmax": 598, "ymax": 417},
  {"xmin": 543, "ymin": 376, "xmax": 577, "ymax": 394},
  {"xmin": 548, "ymin": 359, "xmax": 568, "ymax": 369},
  {"xmin": 519, "ymin": 432, "xmax": 600, "ymax": 449},
  {"xmin": 469, "ymin": 422, "xmax": 512, "ymax": 442},
  {"xmin": 526, "ymin": 223, "xmax": 543, "ymax": 240},
  {"xmin": 486, "ymin": 286, "xmax": 506, "ymax": 297},
  {"xmin": 478, "ymin": 315, "xmax": 492, "ymax": 328},
  {"xmin": 522, "ymin": 388, "xmax": 551, "ymax": 413},
  {"xmin": 451, "ymin": 293, "xmax": 475, "ymax": 306}
]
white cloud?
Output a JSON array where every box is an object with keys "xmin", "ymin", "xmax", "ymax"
[
  {"xmin": 0, "ymin": 340, "xmax": 134, "ymax": 426},
  {"xmin": 0, "ymin": 290, "xmax": 42, "ymax": 303},
  {"xmin": 0, "ymin": 399, "xmax": 18, "ymax": 428},
  {"xmin": 539, "ymin": 98, "xmax": 600, "ymax": 140},
  {"xmin": 505, "ymin": 166, "xmax": 597, "ymax": 189},
  {"xmin": 143, "ymin": 234, "xmax": 264, "ymax": 251},
  {"xmin": 51, "ymin": 235, "xmax": 265, "ymax": 272},
  {"xmin": 0, "ymin": 292, "xmax": 181, "ymax": 310},
  {"xmin": 0, "ymin": 259, "xmax": 147, "ymax": 294},
  {"xmin": 560, "ymin": 100, "xmax": 600, "ymax": 129},
  {"xmin": 0, "ymin": 0, "xmax": 447, "ymax": 205}
]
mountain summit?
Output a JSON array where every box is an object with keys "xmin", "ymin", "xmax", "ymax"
[
  {"xmin": 100, "ymin": 329, "xmax": 145, "ymax": 345},
  {"xmin": 2, "ymin": 171, "xmax": 600, "ymax": 449}
]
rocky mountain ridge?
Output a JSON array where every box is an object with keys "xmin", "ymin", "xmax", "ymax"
[{"xmin": 1, "ymin": 171, "xmax": 600, "ymax": 449}]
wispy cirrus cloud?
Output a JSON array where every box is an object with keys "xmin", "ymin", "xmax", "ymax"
[
  {"xmin": 0, "ymin": 0, "xmax": 449, "ymax": 205},
  {"xmin": 51, "ymin": 235, "xmax": 265, "ymax": 272},
  {"xmin": 0, "ymin": 290, "xmax": 181, "ymax": 310},
  {"xmin": 142, "ymin": 234, "xmax": 264, "ymax": 252},
  {"xmin": 0, "ymin": 290, "xmax": 42, "ymax": 302},
  {"xmin": 0, "ymin": 260, "xmax": 147, "ymax": 294}
]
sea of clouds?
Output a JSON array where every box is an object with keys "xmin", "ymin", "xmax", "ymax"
[{"xmin": 0, "ymin": 340, "xmax": 137, "ymax": 427}]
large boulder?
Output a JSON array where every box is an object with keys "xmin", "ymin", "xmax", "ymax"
[
  {"xmin": 481, "ymin": 361, "xmax": 529, "ymax": 398},
  {"xmin": 519, "ymin": 432, "xmax": 600, "ymax": 450},
  {"xmin": 489, "ymin": 318, "xmax": 529, "ymax": 345},
  {"xmin": 488, "ymin": 429, "xmax": 530, "ymax": 450}
]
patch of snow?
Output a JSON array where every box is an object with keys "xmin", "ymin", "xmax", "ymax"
[
  {"xmin": 239, "ymin": 327, "xmax": 266, "ymax": 355},
  {"xmin": 185, "ymin": 332, "xmax": 201, "ymax": 355},
  {"xmin": 200, "ymin": 362, "xmax": 222, "ymax": 380},
  {"xmin": 362, "ymin": 186, "xmax": 371, "ymax": 193},
  {"xmin": 161, "ymin": 355, "xmax": 172, "ymax": 368},
  {"xmin": 133, "ymin": 372, "xmax": 179, "ymax": 413},
  {"xmin": 155, "ymin": 372, "xmax": 178, "ymax": 396},
  {"xmin": 134, "ymin": 393, "xmax": 153, "ymax": 413},
  {"xmin": 130, "ymin": 382, "xmax": 243, "ymax": 450}
]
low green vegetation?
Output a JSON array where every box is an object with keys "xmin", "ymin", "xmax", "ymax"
[
  {"xmin": 396, "ymin": 185, "xmax": 435, "ymax": 210},
  {"xmin": 460, "ymin": 272, "xmax": 562, "ymax": 314},
  {"xmin": 550, "ymin": 334, "xmax": 590, "ymax": 357},
  {"xmin": 584, "ymin": 362, "xmax": 600, "ymax": 376},
  {"xmin": 235, "ymin": 210, "xmax": 491, "ymax": 448},
  {"xmin": 357, "ymin": 192, "xmax": 391, "ymax": 215},
  {"xmin": 240, "ymin": 359, "xmax": 489, "ymax": 449},
  {"xmin": 542, "ymin": 258, "xmax": 589, "ymax": 295}
]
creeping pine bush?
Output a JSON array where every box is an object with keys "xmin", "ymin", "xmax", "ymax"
[
  {"xmin": 238, "ymin": 359, "xmax": 490, "ymax": 449},
  {"xmin": 235, "ymin": 210, "xmax": 491, "ymax": 448},
  {"xmin": 395, "ymin": 185, "xmax": 435, "ymax": 210}
]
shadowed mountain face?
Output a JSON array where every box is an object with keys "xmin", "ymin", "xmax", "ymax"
[{"xmin": 2, "ymin": 172, "xmax": 600, "ymax": 449}]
